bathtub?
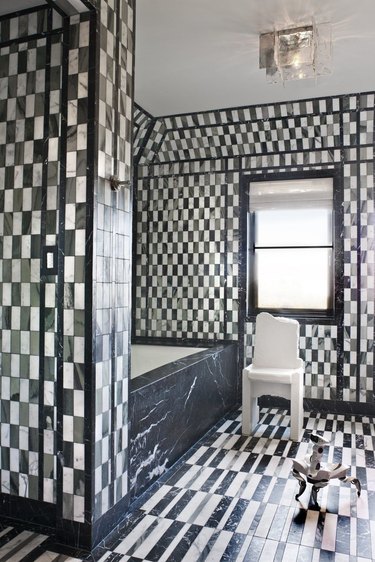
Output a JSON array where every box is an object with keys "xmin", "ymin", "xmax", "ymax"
[
  {"xmin": 129, "ymin": 342, "xmax": 238, "ymax": 500},
  {"xmin": 131, "ymin": 344, "xmax": 207, "ymax": 379}
]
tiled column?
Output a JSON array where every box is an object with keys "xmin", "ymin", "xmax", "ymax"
[
  {"xmin": 57, "ymin": 0, "xmax": 134, "ymax": 549},
  {"xmin": 0, "ymin": 0, "xmax": 134, "ymax": 548},
  {"xmin": 93, "ymin": 0, "xmax": 134, "ymax": 525}
]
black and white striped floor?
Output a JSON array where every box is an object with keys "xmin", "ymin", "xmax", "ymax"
[{"xmin": 1, "ymin": 408, "xmax": 374, "ymax": 561}]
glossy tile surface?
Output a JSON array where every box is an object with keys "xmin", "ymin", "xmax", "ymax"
[{"xmin": 1, "ymin": 407, "xmax": 375, "ymax": 561}]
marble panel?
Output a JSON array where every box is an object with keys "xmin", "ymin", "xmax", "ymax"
[{"xmin": 129, "ymin": 342, "xmax": 238, "ymax": 499}]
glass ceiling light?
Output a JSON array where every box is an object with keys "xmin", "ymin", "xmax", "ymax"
[{"xmin": 259, "ymin": 23, "xmax": 332, "ymax": 83}]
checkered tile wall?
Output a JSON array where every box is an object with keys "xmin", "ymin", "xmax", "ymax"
[
  {"xmin": 133, "ymin": 104, "xmax": 153, "ymax": 164},
  {"xmin": 135, "ymin": 93, "xmax": 375, "ymax": 405},
  {"xmin": 0, "ymin": 0, "xmax": 134, "ymax": 544},
  {"xmin": 60, "ymin": 12, "xmax": 91, "ymax": 524},
  {"xmin": 94, "ymin": 0, "xmax": 134, "ymax": 522},
  {"xmin": 136, "ymin": 172, "xmax": 227, "ymax": 338},
  {"xmin": 0, "ymin": 7, "xmax": 62, "ymax": 504}
]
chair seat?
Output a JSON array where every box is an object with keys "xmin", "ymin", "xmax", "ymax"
[{"xmin": 244, "ymin": 365, "xmax": 303, "ymax": 384}]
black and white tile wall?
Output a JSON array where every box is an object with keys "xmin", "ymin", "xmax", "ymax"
[
  {"xmin": 0, "ymin": 0, "xmax": 134, "ymax": 550},
  {"xmin": 0, "ymin": 0, "xmax": 374, "ymax": 554},
  {"xmin": 94, "ymin": 0, "xmax": 134, "ymax": 523},
  {"xmin": 134, "ymin": 93, "xmax": 374, "ymax": 410},
  {"xmin": 0, "ymin": 5, "xmax": 62, "ymax": 505},
  {"xmin": 133, "ymin": 103, "xmax": 154, "ymax": 165},
  {"xmin": 61, "ymin": 11, "xmax": 90, "ymax": 527}
]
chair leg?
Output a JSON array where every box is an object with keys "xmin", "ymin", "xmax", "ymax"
[
  {"xmin": 242, "ymin": 374, "xmax": 259, "ymax": 435},
  {"xmin": 290, "ymin": 381, "xmax": 303, "ymax": 441},
  {"xmin": 242, "ymin": 373, "xmax": 251, "ymax": 435},
  {"xmin": 250, "ymin": 395, "xmax": 259, "ymax": 433}
]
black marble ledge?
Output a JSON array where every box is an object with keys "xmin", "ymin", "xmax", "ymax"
[
  {"xmin": 132, "ymin": 335, "xmax": 227, "ymax": 347},
  {"xmin": 129, "ymin": 342, "xmax": 239, "ymax": 501},
  {"xmin": 305, "ymin": 398, "xmax": 375, "ymax": 416}
]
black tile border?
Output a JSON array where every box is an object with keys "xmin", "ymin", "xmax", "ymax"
[
  {"xmin": 55, "ymin": 12, "xmax": 69, "ymax": 526},
  {"xmin": 0, "ymin": 493, "xmax": 56, "ymax": 530},
  {"xmin": 38, "ymin": 7, "xmax": 54, "ymax": 503},
  {"xmin": 151, "ymin": 91, "xmax": 375, "ymax": 121},
  {"xmin": 83, "ymin": 6, "xmax": 97, "ymax": 528}
]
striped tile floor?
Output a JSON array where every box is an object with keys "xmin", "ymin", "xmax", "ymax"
[{"xmin": 1, "ymin": 408, "xmax": 375, "ymax": 561}]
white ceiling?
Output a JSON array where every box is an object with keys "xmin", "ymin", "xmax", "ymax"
[
  {"xmin": 135, "ymin": 0, "xmax": 375, "ymax": 116},
  {"xmin": 2, "ymin": 1, "xmax": 375, "ymax": 118}
]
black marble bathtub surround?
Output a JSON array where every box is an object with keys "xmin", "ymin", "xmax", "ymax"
[{"xmin": 129, "ymin": 342, "xmax": 239, "ymax": 500}]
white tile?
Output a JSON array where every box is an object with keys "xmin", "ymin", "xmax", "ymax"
[
  {"xmin": 300, "ymin": 509, "xmax": 319, "ymax": 547},
  {"xmin": 255, "ymin": 503, "xmax": 278, "ymax": 538},
  {"xmin": 114, "ymin": 514, "xmax": 156, "ymax": 555},
  {"xmin": 236, "ymin": 500, "xmax": 261, "ymax": 535},
  {"xmin": 281, "ymin": 542, "xmax": 299, "ymax": 562},
  {"xmin": 321, "ymin": 512, "xmax": 337, "ymax": 551},
  {"xmin": 181, "ymin": 527, "xmax": 215, "ymax": 562},
  {"xmin": 204, "ymin": 530, "xmax": 233, "ymax": 562},
  {"xmin": 259, "ymin": 539, "xmax": 279, "ymax": 562}
]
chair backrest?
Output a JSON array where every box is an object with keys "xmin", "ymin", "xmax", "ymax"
[{"xmin": 252, "ymin": 312, "xmax": 301, "ymax": 369}]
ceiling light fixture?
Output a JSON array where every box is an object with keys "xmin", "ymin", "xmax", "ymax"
[{"xmin": 259, "ymin": 22, "xmax": 332, "ymax": 83}]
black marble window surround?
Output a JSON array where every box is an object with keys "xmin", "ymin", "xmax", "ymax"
[{"xmin": 244, "ymin": 168, "xmax": 343, "ymax": 324}]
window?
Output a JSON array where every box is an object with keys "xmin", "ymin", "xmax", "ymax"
[{"xmin": 247, "ymin": 173, "xmax": 337, "ymax": 319}]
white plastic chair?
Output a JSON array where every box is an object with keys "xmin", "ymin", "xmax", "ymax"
[{"xmin": 242, "ymin": 312, "xmax": 304, "ymax": 441}]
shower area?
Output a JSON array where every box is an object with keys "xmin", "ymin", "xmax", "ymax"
[
  {"xmin": 0, "ymin": 0, "xmax": 133, "ymax": 550},
  {"xmin": 0, "ymin": 0, "xmax": 239, "ymax": 548}
]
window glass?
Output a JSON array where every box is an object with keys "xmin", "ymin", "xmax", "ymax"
[
  {"xmin": 248, "ymin": 175, "xmax": 335, "ymax": 316},
  {"xmin": 255, "ymin": 209, "xmax": 332, "ymax": 247},
  {"xmin": 256, "ymin": 247, "xmax": 332, "ymax": 309}
]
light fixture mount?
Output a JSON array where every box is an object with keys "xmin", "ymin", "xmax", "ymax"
[{"xmin": 259, "ymin": 22, "xmax": 332, "ymax": 83}]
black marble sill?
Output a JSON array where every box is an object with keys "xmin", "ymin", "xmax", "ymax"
[{"xmin": 132, "ymin": 336, "xmax": 228, "ymax": 347}]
